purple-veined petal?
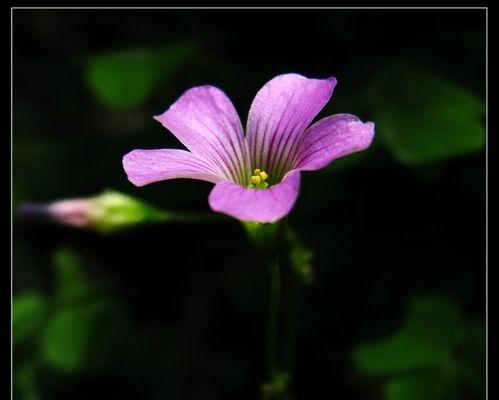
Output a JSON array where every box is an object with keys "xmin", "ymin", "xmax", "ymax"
[
  {"xmin": 293, "ymin": 114, "xmax": 375, "ymax": 171},
  {"xmin": 246, "ymin": 73, "xmax": 336, "ymax": 180},
  {"xmin": 123, "ymin": 149, "xmax": 223, "ymax": 187},
  {"xmin": 154, "ymin": 85, "xmax": 250, "ymax": 184},
  {"xmin": 208, "ymin": 170, "xmax": 301, "ymax": 223}
]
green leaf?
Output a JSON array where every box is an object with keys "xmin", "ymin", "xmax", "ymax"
[
  {"xmin": 403, "ymin": 296, "xmax": 464, "ymax": 353},
  {"xmin": 13, "ymin": 293, "xmax": 49, "ymax": 346},
  {"xmin": 41, "ymin": 299, "xmax": 128, "ymax": 373},
  {"xmin": 370, "ymin": 63, "xmax": 485, "ymax": 165},
  {"xmin": 355, "ymin": 334, "xmax": 438, "ymax": 375},
  {"xmin": 52, "ymin": 248, "xmax": 94, "ymax": 304},
  {"xmin": 459, "ymin": 321, "xmax": 485, "ymax": 398},
  {"xmin": 384, "ymin": 370, "xmax": 464, "ymax": 400},
  {"xmin": 85, "ymin": 43, "xmax": 195, "ymax": 109},
  {"xmin": 43, "ymin": 248, "xmax": 130, "ymax": 373},
  {"xmin": 14, "ymin": 363, "xmax": 41, "ymax": 400},
  {"xmin": 261, "ymin": 372, "xmax": 291, "ymax": 399},
  {"xmin": 354, "ymin": 294, "xmax": 484, "ymax": 400},
  {"xmin": 354, "ymin": 295, "xmax": 463, "ymax": 375}
]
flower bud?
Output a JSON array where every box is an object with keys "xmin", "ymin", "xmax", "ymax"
[{"xmin": 19, "ymin": 190, "xmax": 168, "ymax": 234}]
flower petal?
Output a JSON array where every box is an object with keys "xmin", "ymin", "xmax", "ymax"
[
  {"xmin": 246, "ymin": 73, "xmax": 336, "ymax": 179},
  {"xmin": 208, "ymin": 170, "xmax": 301, "ymax": 223},
  {"xmin": 154, "ymin": 85, "xmax": 250, "ymax": 184},
  {"xmin": 294, "ymin": 114, "xmax": 375, "ymax": 171},
  {"xmin": 123, "ymin": 149, "xmax": 222, "ymax": 187}
]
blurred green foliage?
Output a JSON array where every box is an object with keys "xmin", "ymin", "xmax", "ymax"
[
  {"xmin": 52, "ymin": 249, "xmax": 95, "ymax": 302},
  {"xmin": 384, "ymin": 370, "xmax": 462, "ymax": 400},
  {"xmin": 460, "ymin": 322, "xmax": 486, "ymax": 398},
  {"xmin": 43, "ymin": 249, "xmax": 127, "ymax": 373},
  {"xmin": 261, "ymin": 371, "xmax": 291, "ymax": 400},
  {"xmin": 355, "ymin": 296, "xmax": 462, "ymax": 373},
  {"xmin": 14, "ymin": 248, "xmax": 130, "ymax": 398},
  {"xmin": 370, "ymin": 63, "xmax": 485, "ymax": 166},
  {"xmin": 353, "ymin": 295, "xmax": 485, "ymax": 400},
  {"xmin": 13, "ymin": 294, "xmax": 49, "ymax": 347},
  {"xmin": 42, "ymin": 298, "xmax": 128, "ymax": 373},
  {"xmin": 15, "ymin": 364, "xmax": 41, "ymax": 400},
  {"xmin": 85, "ymin": 43, "xmax": 196, "ymax": 109}
]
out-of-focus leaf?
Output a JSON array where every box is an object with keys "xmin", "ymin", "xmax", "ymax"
[
  {"xmin": 13, "ymin": 293, "xmax": 49, "ymax": 346},
  {"xmin": 355, "ymin": 334, "xmax": 441, "ymax": 375},
  {"xmin": 354, "ymin": 295, "xmax": 485, "ymax": 400},
  {"xmin": 370, "ymin": 63, "xmax": 484, "ymax": 165},
  {"xmin": 37, "ymin": 248, "xmax": 132, "ymax": 374},
  {"xmin": 354, "ymin": 295, "xmax": 463, "ymax": 375},
  {"xmin": 384, "ymin": 370, "xmax": 463, "ymax": 400},
  {"xmin": 85, "ymin": 43, "xmax": 195, "ymax": 109},
  {"xmin": 41, "ymin": 299, "xmax": 128, "ymax": 373},
  {"xmin": 52, "ymin": 248, "xmax": 94, "ymax": 304},
  {"xmin": 459, "ymin": 321, "xmax": 486, "ymax": 398},
  {"xmin": 14, "ymin": 364, "xmax": 41, "ymax": 400},
  {"xmin": 261, "ymin": 372, "xmax": 291, "ymax": 400},
  {"xmin": 403, "ymin": 296, "xmax": 463, "ymax": 354}
]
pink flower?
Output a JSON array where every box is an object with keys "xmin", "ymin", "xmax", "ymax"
[{"xmin": 123, "ymin": 73, "xmax": 374, "ymax": 223}]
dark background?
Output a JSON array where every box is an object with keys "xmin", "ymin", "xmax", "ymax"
[{"xmin": 13, "ymin": 9, "xmax": 486, "ymax": 400}]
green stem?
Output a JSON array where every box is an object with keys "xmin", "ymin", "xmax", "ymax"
[
  {"xmin": 162, "ymin": 211, "xmax": 225, "ymax": 224},
  {"xmin": 242, "ymin": 220, "xmax": 291, "ymax": 399},
  {"xmin": 284, "ymin": 272, "xmax": 297, "ymax": 374},
  {"xmin": 267, "ymin": 258, "xmax": 281, "ymax": 378}
]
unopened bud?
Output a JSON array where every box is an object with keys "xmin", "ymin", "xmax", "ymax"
[{"xmin": 19, "ymin": 190, "xmax": 168, "ymax": 234}]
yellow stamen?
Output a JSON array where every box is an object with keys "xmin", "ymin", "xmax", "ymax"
[
  {"xmin": 248, "ymin": 168, "xmax": 270, "ymax": 189},
  {"xmin": 251, "ymin": 175, "xmax": 261, "ymax": 185}
]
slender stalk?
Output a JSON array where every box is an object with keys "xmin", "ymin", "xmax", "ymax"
[
  {"xmin": 242, "ymin": 220, "xmax": 291, "ymax": 399},
  {"xmin": 267, "ymin": 258, "xmax": 281, "ymax": 378},
  {"xmin": 163, "ymin": 211, "xmax": 225, "ymax": 224},
  {"xmin": 284, "ymin": 271, "xmax": 297, "ymax": 374}
]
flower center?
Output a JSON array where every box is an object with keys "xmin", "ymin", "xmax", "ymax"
[{"xmin": 248, "ymin": 168, "xmax": 269, "ymax": 189}]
